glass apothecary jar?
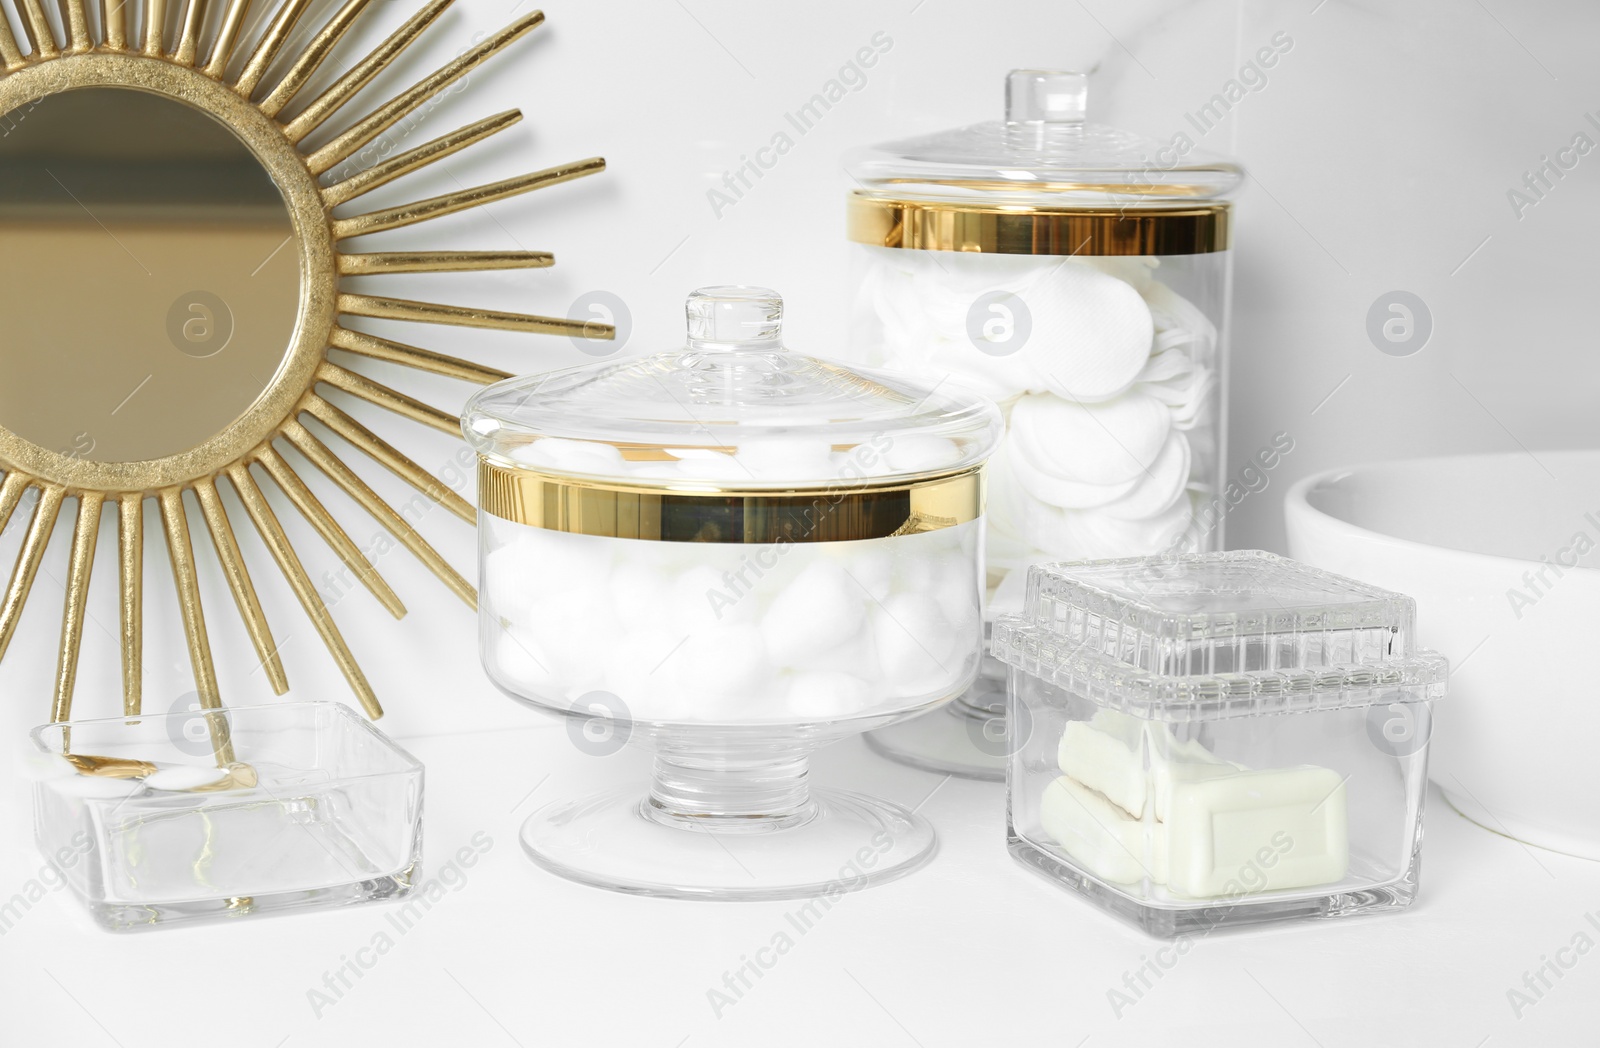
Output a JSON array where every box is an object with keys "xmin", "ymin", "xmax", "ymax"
[
  {"xmin": 26, "ymin": 701, "xmax": 423, "ymax": 931},
  {"xmin": 993, "ymin": 551, "xmax": 1448, "ymax": 937},
  {"xmin": 464, "ymin": 287, "xmax": 1002, "ymax": 899},
  {"xmin": 846, "ymin": 70, "xmax": 1243, "ymax": 780}
]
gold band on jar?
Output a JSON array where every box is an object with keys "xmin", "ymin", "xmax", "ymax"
[
  {"xmin": 478, "ymin": 460, "xmax": 983, "ymax": 543},
  {"xmin": 847, "ymin": 193, "xmax": 1230, "ymax": 256}
]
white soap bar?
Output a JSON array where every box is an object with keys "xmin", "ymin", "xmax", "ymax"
[
  {"xmin": 1040, "ymin": 776, "xmax": 1167, "ymax": 886},
  {"xmin": 1057, "ymin": 716, "xmax": 1150, "ymax": 819},
  {"xmin": 1164, "ymin": 766, "xmax": 1349, "ymax": 898},
  {"xmin": 1056, "ymin": 710, "xmax": 1233, "ymax": 821}
]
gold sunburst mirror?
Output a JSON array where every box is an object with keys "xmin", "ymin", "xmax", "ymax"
[{"xmin": 0, "ymin": 0, "xmax": 609, "ymax": 741}]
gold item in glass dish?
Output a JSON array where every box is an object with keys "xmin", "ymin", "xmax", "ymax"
[
  {"xmin": 0, "ymin": 0, "xmax": 610, "ymax": 750},
  {"xmin": 62, "ymin": 752, "xmax": 260, "ymax": 792}
]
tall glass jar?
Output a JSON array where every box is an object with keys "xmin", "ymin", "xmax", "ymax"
[{"xmin": 845, "ymin": 70, "xmax": 1243, "ymax": 779}]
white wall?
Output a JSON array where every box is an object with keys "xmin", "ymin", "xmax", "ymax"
[{"xmin": 1, "ymin": 0, "xmax": 1593, "ymax": 742}]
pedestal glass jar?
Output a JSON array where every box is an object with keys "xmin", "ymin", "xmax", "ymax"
[
  {"xmin": 845, "ymin": 70, "xmax": 1244, "ymax": 779},
  {"xmin": 464, "ymin": 287, "xmax": 1001, "ymax": 899}
]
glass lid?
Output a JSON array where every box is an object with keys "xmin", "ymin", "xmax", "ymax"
[
  {"xmin": 463, "ymin": 286, "xmax": 1002, "ymax": 488},
  {"xmin": 845, "ymin": 70, "xmax": 1244, "ymax": 207}
]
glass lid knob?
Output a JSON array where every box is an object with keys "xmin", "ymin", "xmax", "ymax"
[
  {"xmin": 1005, "ymin": 69, "xmax": 1087, "ymax": 125},
  {"xmin": 686, "ymin": 286, "xmax": 784, "ymax": 349}
]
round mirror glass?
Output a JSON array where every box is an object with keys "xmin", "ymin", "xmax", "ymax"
[{"xmin": 0, "ymin": 86, "xmax": 299, "ymax": 464}]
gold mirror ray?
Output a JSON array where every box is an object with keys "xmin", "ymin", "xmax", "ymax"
[{"xmin": 0, "ymin": 0, "xmax": 611, "ymax": 752}]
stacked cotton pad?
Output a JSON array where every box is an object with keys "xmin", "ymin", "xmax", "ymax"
[
  {"xmin": 1040, "ymin": 710, "xmax": 1349, "ymax": 897},
  {"xmin": 479, "ymin": 514, "xmax": 981, "ymax": 724},
  {"xmin": 856, "ymin": 248, "xmax": 1218, "ymax": 607}
]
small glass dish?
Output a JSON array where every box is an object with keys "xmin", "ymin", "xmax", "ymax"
[
  {"xmin": 26, "ymin": 701, "xmax": 423, "ymax": 932},
  {"xmin": 993, "ymin": 550, "xmax": 1448, "ymax": 937}
]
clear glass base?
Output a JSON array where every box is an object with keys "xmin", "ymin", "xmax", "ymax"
[
  {"xmin": 521, "ymin": 787, "xmax": 936, "ymax": 900},
  {"xmin": 84, "ymin": 869, "xmax": 416, "ymax": 932},
  {"xmin": 865, "ymin": 671, "xmax": 1008, "ymax": 782},
  {"xmin": 1009, "ymin": 833, "xmax": 1421, "ymax": 938}
]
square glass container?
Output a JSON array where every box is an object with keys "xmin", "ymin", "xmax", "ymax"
[
  {"xmin": 27, "ymin": 701, "xmax": 422, "ymax": 932},
  {"xmin": 845, "ymin": 71, "xmax": 1248, "ymax": 781},
  {"xmin": 992, "ymin": 551, "xmax": 1448, "ymax": 936}
]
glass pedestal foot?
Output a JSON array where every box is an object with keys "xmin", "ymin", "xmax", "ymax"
[
  {"xmin": 865, "ymin": 670, "xmax": 1008, "ymax": 782},
  {"xmin": 520, "ymin": 749, "xmax": 937, "ymax": 900}
]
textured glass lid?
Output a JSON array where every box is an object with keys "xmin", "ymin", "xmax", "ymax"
[
  {"xmin": 989, "ymin": 551, "xmax": 1449, "ymax": 719},
  {"xmin": 463, "ymin": 286, "xmax": 1002, "ymax": 486},
  {"xmin": 845, "ymin": 70, "xmax": 1243, "ymax": 205}
]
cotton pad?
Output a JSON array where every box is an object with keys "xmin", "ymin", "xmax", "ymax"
[
  {"xmin": 1018, "ymin": 262, "xmax": 1154, "ymax": 402},
  {"xmin": 1098, "ymin": 432, "xmax": 1191, "ymax": 521},
  {"xmin": 1062, "ymin": 494, "xmax": 1195, "ymax": 560},
  {"xmin": 1009, "ymin": 392, "xmax": 1172, "ymax": 486},
  {"xmin": 1005, "ymin": 441, "xmax": 1140, "ymax": 509}
]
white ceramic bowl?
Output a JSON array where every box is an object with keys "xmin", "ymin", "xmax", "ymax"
[{"xmin": 1286, "ymin": 450, "xmax": 1600, "ymax": 860}]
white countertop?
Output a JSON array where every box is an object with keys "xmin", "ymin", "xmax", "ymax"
[{"xmin": 1, "ymin": 720, "xmax": 1595, "ymax": 1047}]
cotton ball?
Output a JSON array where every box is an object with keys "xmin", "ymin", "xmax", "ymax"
[
  {"xmin": 807, "ymin": 631, "xmax": 879, "ymax": 679},
  {"xmin": 603, "ymin": 626, "xmax": 691, "ymax": 717},
  {"xmin": 670, "ymin": 623, "xmax": 772, "ymax": 710},
  {"xmin": 482, "ymin": 528, "xmax": 615, "ymax": 624},
  {"xmin": 881, "ymin": 435, "xmax": 962, "ymax": 474},
  {"xmin": 761, "ymin": 557, "xmax": 867, "ymax": 667},
  {"xmin": 672, "ymin": 454, "xmax": 750, "ymax": 482},
  {"xmin": 519, "ymin": 596, "xmax": 612, "ymax": 694},
  {"xmin": 873, "ymin": 592, "xmax": 964, "ymax": 697},
  {"xmin": 512, "ymin": 437, "xmax": 626, "ymax": 475},
  {"xmin": 784, "ymin": 671, "xmax": 875, "ymax": 722},
  {"xmin": 735, "ymin": 437, "xmax": 836, "ymax": 481},
  {"xmin": 893, "ymin": 547, "xmax": 939, "ymax": 593},
  {"xmin": 507, "ymin": 531, "xmax": 616, "ymax": 605},
  {"xmin": 627, "ymin": 462, "xmax": 686, "ymax": 481},
  {"xmin": 483, "ymin": 623, "xmax": 564, "ymax": 698},
  {"xmin": 929, "ymin": 551, "xmax": 982, "ymax": 638},
  {"xmin": 609, "ymin": 556, "xmax": 673, "ymax": 630},
  {"xmin": 674, "ymin": 562, "xmax": 759, "ymax": 630},
  {"xmin": 826, "ymin": 542, "xmax": 893, "ymax": 601}
]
